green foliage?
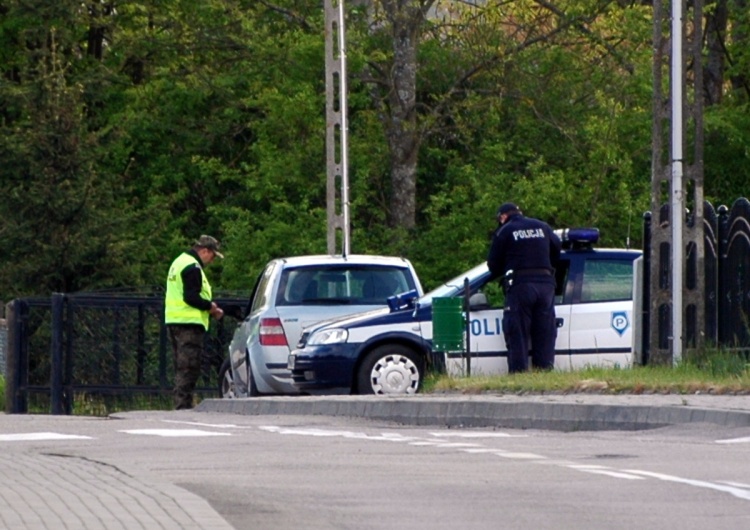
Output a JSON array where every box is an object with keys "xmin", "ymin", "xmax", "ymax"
[
  {"xmin": 0, "ymin": 7, "xmax": 155, "ymax": 298},
  {"xmin": 703, "ymin": 105, "xmax": 750, "ymax": 206},
  {"xmin": 682, "ymin": 347, "xmax": 750, "ymax": 379},
  {"xmin": 0, "ymin": 0, "xmax": 747, "ymax": 303}
]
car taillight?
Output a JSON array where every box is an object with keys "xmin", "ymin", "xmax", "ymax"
[{"xmin": 260, "ymin": 318, "xmax": 288, "ymax": 346}]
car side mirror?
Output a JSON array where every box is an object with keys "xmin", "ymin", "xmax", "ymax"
[{"xmin": 469, "ymin": 292, "xmax": 491, "ymax": 310}]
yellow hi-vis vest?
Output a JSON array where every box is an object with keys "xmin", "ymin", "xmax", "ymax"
[{"xmin": 165, "ymin": 252, "xmax": 212, "ymax": 330}]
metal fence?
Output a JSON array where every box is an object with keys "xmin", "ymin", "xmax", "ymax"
[
  {"xmin": 642, "ymin": 198, "xmax": 750, "ymax": 361},
  {"xmin": 0, "ymin": 317, "xmax": 7, "ymax": 378},
  {"xmin": 4, "ymin": 291, "xmax": 247, "ymax": 414}
]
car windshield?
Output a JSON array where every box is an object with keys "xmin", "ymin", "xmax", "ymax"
[
  {"xmin": 276, "ymin": 265, "xmax": 416, "ymax": 306},
  {"xmin": 419, "ymin": 262, "xmax": 491, "ymax": 305}
]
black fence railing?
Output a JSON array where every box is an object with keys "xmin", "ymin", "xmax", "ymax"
[
  {"xmin": 5, "ymin": 291, "xmax": 247, "ymax": 414},
  {"xmin": 642, "ymin": 198, "xmax": 750, "ymax": 361}
]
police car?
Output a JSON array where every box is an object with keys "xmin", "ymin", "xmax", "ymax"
[
  {"xmin": 220, "ymin": 254, "xmax": 423, "ymax": 397},
  {"xmin": 288, "ymin": 229, "xmax": 641, "ymax": 395}
]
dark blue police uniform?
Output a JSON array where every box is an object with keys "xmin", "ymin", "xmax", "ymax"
[{"xmin": 487, "ymin": 204, "xmax": 562, "ymax": 373}]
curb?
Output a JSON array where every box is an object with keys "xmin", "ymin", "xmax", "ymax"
[{"xmin": 195, "ymin": 396, "xmax": 750, "ymax": 431}]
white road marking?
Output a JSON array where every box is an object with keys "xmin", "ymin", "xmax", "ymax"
[
  {"xmin": 431, "ymin": 442, "xmax": 484, "ymax": 448},
  {"xmin": 120, "ymin": 429, "xmax": 231, "ymax": 437},
  {"xmin": 430, "ymin": 432, "xmax": 527, "ymax": 439},
  {"xmin": 259, "ymin": 426, "xmax": 420, "ymax": 443},
  {"xmin": 161, "ymin": 420, "xmax": 250, "ymax": 429},
  {"xmin": 568, "ymin": 464, "xmax": 645, "ymax": 480},
  {"xmin": 462, "ymin": 448, "xmax": 508, "ymax": 454},
  {"xmin": 494, "ymin": 452, "xmax": 546, "ymax": 460},
  {"xmin": 716, "ymin": 436, "xmax": 750, "ymax": 444},
  {"xmin": 719, "ymin": 481, "xmax": 750, "ymax": 489},
  {"xmin": 0, "ymin": 432, "xmax": 92, "ymax": 442},
  {"xmin": 623, "ymin": 469, "xmax": 750, "ymax": 501}
]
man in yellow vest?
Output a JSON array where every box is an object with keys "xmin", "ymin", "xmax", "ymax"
[{"xmin": 165, "ymin": 235, "xmax": 225, "ymax": 409}]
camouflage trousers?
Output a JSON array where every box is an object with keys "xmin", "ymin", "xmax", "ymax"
[{"xmin": 167, "ymin": 324, "xmax": 206, "ymax": 410}]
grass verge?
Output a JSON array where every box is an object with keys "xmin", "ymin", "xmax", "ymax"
[{"xmin": 424, "ymin": 352, "xmax": 750, "ymax": 395}]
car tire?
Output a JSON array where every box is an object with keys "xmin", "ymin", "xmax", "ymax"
[
  {"xmin": 218, "ymin": 358, "xmax": 235, "ymax": 398},
  {"xmin": 357, "ymin": 345, "xmax": 423, "ymax": 395}
]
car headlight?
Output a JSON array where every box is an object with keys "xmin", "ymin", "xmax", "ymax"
[{"xmin": 307, "ymin": 328, "xmax": 348, "ymax": 345}]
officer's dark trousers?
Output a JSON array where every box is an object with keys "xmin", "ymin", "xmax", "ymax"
[
  {"xmin": 168, "ymin": 324, "xmax": 205, "ymax": 409},
  {"xmin": 502, "ymin": 281, "xmax": 557, "ymax": 373}
]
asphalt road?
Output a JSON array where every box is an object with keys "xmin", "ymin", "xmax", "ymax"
[{"xmin": 2, "ymin": 394, "xmax": 750, "ymax": 529}]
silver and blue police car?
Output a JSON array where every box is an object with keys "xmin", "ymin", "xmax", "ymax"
[{"xmin": 288, "ymin": 228, "xmax": 642, "ymax": 395}]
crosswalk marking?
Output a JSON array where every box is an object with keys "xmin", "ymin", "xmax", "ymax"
[
  {"xmin": 0, "ymin": 432, "xmax": 92, "ymax": 442},
  {"xmin": 120, "ymin": 429, "xmax": 231, "ymax": 437}
]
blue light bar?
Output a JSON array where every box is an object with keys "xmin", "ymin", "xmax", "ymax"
[
  {"xmin": 554, "ymin": 227, "xmax": 599, "ymax": 249},
  {"xmin": 387, "ymin": 289, "xmax": 420, "ymax": 311}
]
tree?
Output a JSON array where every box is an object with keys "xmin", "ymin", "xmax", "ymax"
[{"xmin": 0, "ymin": 6, "xmax": 149, "ymax": 298}]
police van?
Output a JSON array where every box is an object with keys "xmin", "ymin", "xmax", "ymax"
[{"xmin": 288, "ymin": 229, "xmax": 641, "ymax": 395}]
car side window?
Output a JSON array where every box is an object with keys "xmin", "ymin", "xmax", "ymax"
[
  {"xmin": 251, "ymin": 262, "xmax": 277, "ymax": 313},
  {"xmin": 357, "ymin": 270, "xmax": 408, "ymax": 303},
  {"xmin": 580, "ymin": 259, "xmax": 633, "ymax": 302},
  {"xmin": 554, "ymin": 260, "xmax": 570, "ymax": 305}
]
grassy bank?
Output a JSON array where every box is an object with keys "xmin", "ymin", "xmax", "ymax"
[{"xmin": 425, "ymin": 351, "xmax": 750, "ymax": 395}]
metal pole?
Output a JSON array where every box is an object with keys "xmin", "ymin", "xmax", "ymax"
[
  {"xmin": 463, "ymin": 278, "xmax": 471, "ymax": 377},
  {"xmin": 671, "ymin": 0, "xmax": 684, "ymax": 365},
  {"xmin": 325, "ymin": 0, "xmax": 351, "ymax": 256},
  {"xmin": 337, "ymin": 1, "xmax": 351, "ymax": 257}
]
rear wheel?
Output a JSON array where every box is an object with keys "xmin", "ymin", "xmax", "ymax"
[
  {"xmin": 219, "ymin": 355, "xmax": 260, "ymax": 397},
  {"xmin": 357, "ymin": 345, "xmax": 422, "ymax": 395},
  {"xmin": 218, "ymin": 358, "xmax": 235, "ymax": 398}
]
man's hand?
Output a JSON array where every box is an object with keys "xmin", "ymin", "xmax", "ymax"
[{"xmin": 210, "ymin": 302, "xmax": 224, "ymax": 320}]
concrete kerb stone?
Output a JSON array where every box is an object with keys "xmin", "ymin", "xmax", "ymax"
[{"xmin": 195, "ymin": 396, "xmax": 750, "ymax": 431}]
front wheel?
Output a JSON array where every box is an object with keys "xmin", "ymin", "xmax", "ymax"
[{"xmin": 357, "ymin": 345, "xmax": 423, "ymax": 395}]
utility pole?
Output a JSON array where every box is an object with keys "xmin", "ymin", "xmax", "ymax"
[
  {"xmin": 324, "ymin": 0, "xmax": 351, "ymax": 256},
  {"xmin": 650, "ymin": 0, "xmax": 705, "ymax": 366}
]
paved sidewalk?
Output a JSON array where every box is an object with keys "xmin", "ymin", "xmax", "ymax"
[
  {"xmin": 196, "ymin": 392, "xmax": 750, "ymax": 431},
  {"xmin": 0, "ymin": 451, "xmax": 232, "ymax": 530}
]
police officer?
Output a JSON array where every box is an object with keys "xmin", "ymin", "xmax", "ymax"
[
  {"xmin": 487, "ymin": 203, "xmax": 562, "ymax": 373},
  {"xmin": 165, "ymin": 235, "xmax": 225, "ymax": 409}
]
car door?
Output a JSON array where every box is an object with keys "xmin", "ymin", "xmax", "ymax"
[
  {"xmin": 453, "ymin": 257, "xmax": 572, "ymax": 376},
  {"xmin": 566, "ymin": 254, "xmax": 638, "ymax": 369}
]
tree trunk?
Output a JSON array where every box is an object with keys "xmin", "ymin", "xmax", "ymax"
[
  {"xmin": 704, "ymin": 0, "xmax": 728, "ymax": 105},
  {"xmin": 380, "ymin": 0, "xmax": 432, "ymax": 230}
]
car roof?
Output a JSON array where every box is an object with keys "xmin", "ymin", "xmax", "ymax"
[
  {"xmin": 564, "ymin": 248, "xmax": 642, "ymax": 257},
  {"xmin": 274, "ymin": 254, "xmax": 414, "ymax": 267},
  {"xmin": 302, "ymin": 246, "xmax": 643, "ymax": 333}
]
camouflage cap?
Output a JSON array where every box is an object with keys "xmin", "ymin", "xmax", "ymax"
[{"xmin": 195, "ymin": 235, "xmax": 224, "ymax": 258}]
